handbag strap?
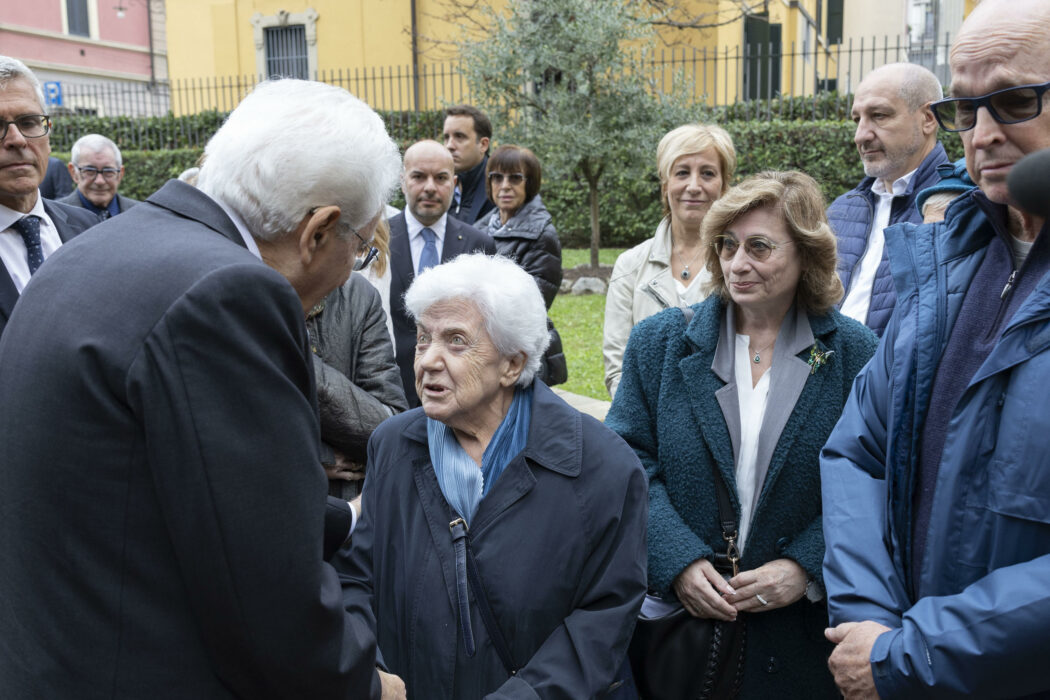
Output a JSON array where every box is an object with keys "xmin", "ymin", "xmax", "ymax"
[
  {"xmin": 450, "ymin": 518, "xmax": 519, "ymax": 675},
  {"xmin": 679, "ymin": 306, "xmax": 740, "ymax": 577}
]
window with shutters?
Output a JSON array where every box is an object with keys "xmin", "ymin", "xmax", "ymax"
[{"xmin": 66, "ymin": 0, "xmax": 90, "ymax": 37}]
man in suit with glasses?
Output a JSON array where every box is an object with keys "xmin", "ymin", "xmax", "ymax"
[
  {"xmin": 0, "ymin": 55, "xmax": 97, "ymax": 337},
  {"xmin": 59, "ymin": 133, "xmax": 139, "ymax": 220}
]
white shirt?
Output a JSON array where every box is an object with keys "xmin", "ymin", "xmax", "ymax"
[
  {"xmin": 839, "ymin": 170, "xmax": 916, "ymax": 325},
  {"xmin": 733, "ymin": 334, "xmax": 771, "ymax": 554},
  {"xmin": 0, "ymin": 194, "xmax": 63, "ymax": 293},
  {"xmin": 404, "ymin": 209, "xmax": 446, "ymax": 274}
]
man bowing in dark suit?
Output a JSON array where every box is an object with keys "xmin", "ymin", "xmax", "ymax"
[
  {"xmin": 0, "ymin": 79, "xmax": 406, "ymax": 699},
  {"xmin": 389, "ymin": 139, "xmax": 496, "ymax": 407},
  {"xmin": 0, "ymin": 55, "xmax": 97, "ymax": 338}
]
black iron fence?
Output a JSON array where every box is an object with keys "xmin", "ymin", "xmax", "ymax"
[{"xmin": 48, "ymin": 33, "xmax": 954, "ymax": 150}]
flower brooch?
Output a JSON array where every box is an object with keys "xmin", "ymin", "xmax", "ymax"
[{"xmin": 807, "ymin": 345, "xmax": 835, "ymax": 375}]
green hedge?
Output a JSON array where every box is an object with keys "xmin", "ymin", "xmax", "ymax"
[{"xmin": 67, "ymin": 119, "xmax": 965, "ymax": 249}]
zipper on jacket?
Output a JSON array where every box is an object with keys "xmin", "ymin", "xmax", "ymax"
[
  {"xmin": 642, "ymin": 281, "xmax": 673, "ymax": 310},
  {"xmin": 1000, "ymin": 269, "xmax": 1017, "ymax": 299}
]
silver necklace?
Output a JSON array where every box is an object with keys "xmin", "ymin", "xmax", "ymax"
[
  {"xmin": 676, "ymin": 244, "xmax": 704, "ymax": 280},
  {"xmin": 750, "ymin": 338, "xmax": 775, "ymax": 364}
]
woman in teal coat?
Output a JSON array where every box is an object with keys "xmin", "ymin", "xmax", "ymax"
[{"xmin": 606, "ymin": 171, "xmax": 877, "ymax": 698}]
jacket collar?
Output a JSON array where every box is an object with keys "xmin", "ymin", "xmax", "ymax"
[
  {"xmin": 401, "ymin": 379, "xmax": 582, "ymax": 477},
  {"xmin": 647, "ymin": 217, "xmax": 673, "ymax": 266},
  {"xmin": 146, "ymin": 180, "xmax": 247, "ymax": 250},
  {"xmin": 850, "ymin": 142, "xmax": 950, "ymax": 199}
]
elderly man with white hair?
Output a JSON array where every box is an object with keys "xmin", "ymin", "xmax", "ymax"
[
  {"xmin": 339, "ymin": 253, "xmax": 647, "ymax": 699},
  {"xmin": 59, "ymin": 133, "xmax": 138, "ymax": 219},
  {"xmin": 0, "ymin": 79, "xmax": 405, "ymax": 699}
]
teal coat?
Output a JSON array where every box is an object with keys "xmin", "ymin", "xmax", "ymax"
[{"xmin": 606, "ymin": 295, "xmax": 877, "ymax": 699}]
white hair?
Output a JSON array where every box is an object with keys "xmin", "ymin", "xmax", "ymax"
[
  {"xmin": 0, "ymin": 56, "xmax": 45, "ymax": 112},
  {"xmin": 404, "ymin": 254, "xmax": 551, "ymax": 386},
  {"xmin": 71, "ymin": 134, "xmax": 122, "ymax": 167},
  {"xmin": 196, "ymin": 79, "xmax": 401, "ymax": 241}
]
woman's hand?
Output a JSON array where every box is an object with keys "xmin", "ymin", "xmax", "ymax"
[
  {"xmin": 673, "ymin": 558, "xmax": 738, "ymax": 621},
  {"xmin": 726, "ymin": 558, "xmax": 807, "ymax": 613}
]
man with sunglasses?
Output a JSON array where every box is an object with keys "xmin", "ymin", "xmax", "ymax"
[
  {"xmin": 59, "ymin": 133, "xmax": 138, "ymax": 220},
  {"xmin": 828, "ymin": 62, "xmax": 948, "ymax": 337},
  {"xmin": 0, "ymin": 56, "xmax": 97, "ymax": 338},
  {"xmin": 388, "ymin": 139, "xmax": 495, "ymax": 407},
  {"xmin": 822, "ymin": 1, "xmax": 1050, "ymax": 698}
]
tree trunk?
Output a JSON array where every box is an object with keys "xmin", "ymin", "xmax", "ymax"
[{"xmin": 588, "ymin": 176, "xmax": 600, "ymax": 269}]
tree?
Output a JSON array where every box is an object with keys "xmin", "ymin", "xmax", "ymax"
[{"xmin": 456, "ymin": 0, "xmax": 697, "ymax": 268}]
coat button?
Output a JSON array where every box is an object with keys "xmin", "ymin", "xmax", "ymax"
[{"xmin": 766, "ymin": 656, "xmax": 779, "ymax": 673}]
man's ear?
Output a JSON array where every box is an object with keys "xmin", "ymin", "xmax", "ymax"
[
  {"xmin": 920, "ymin": 105, "xmax": 939, "ymax": 136},
  {"xmin": 67, "ymin": 162, "xmax": 78, "ymax": 183},
  {"xmin": 478, "ymin": 136, "xmax": 491, "ymax": 153},
  {"xmin": 298, "ymin": 205, "xmax": 341, "ymax": 265}
]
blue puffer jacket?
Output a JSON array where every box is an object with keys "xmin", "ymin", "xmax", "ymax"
[
  {"xmin": 827, "ymin": 143, "xmax": 949, "ymax": 336},
  {"xmin": 821, "ymin": 191, "xmax": 1050, "ymax": 699}
]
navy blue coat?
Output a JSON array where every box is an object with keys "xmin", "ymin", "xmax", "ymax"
[
  {"xmin": 828, "ymin": 143, "xmax": 949, "ymax": 336},
  {"xmin": 340, "ymin": 381, "xmax": 648, "ymax": 699},
  {"xmin": 606, "ymin": 296, "xmax": 877, "ymax": 699}
]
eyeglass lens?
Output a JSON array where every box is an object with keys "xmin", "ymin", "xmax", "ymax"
[
  {"xmin": 78, "ymin": 166, "xmax": 120, "ymax": 180},
  {"xmin": 933, "ymin": 83, "xmax": 1049, "ymax": 132},
  {"xmin": 489, "ymin": 172, "xmax": 525, "ymax": 185},
  {"xmin": 0, "ymin": 115, "xmax": 49, "ymax": 140},
  {"xmin": 715, "ymin": 236, "xmax": 778, "ymax": 261}
]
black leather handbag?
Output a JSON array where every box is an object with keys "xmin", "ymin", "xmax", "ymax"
[{"xmin": 627, "ymin": 305, "xmax": 747, "ymax": 700}]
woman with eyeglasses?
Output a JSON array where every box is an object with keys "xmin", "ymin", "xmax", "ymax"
[
  {"xmin": 479, "ymin": 144, "xmax": 567, "ymax": 385},
  {"xmin": 603, "ymin": 124, "xmax": 736, "ymax": 399},
  {"xmin": 606, "ymin": 171, "xmax": 877, "ymax": 699}
]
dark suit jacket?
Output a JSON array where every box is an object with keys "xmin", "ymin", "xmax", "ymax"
[
  {"xmin": 0, "ymin": 197, "xmax": 97, "ymax": 338},
  {"xmin": 58, "ymin": 189, "xmax": 140, "ymax": 218},
  {"xmin": 0, "ymin": 180, "xmax": 380, "ymax": 699},
  {"xmin": 40, "ymin": 156, "xmax": 74, "ymax": 199},
  {"xmin": 388, "ymin": 211, "xmax": 495, "ymax": 407}
]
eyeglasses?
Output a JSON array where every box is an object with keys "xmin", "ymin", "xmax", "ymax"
[
  {"xmin": 930, "ymin": 80, "xmax": 1050, "ymax": 132},
  {"xmin": 488, "ymin": 172, "xmax": 525, "ymax": 185},
  {"xmin": 0, "ymin": 114, "xmax": 50, "ymax": 140},
  {"xmin": 350, "ymin": 228, "xmax": 378, "ymax": 271},
  {"xmin": 713, "ymin": 234, "xmax": 790, "ymax": 262},
  {"xmin": 74, "ymin": 165, "xmax": 121, "ymax": 181}
]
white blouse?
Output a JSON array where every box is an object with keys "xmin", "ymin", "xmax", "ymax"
[{"xmin": 733, "ymin": 333, "xmax": 772, "ymax": 555}]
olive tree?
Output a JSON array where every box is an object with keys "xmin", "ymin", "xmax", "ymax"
[{"xmin": 457, "ymin": 0, "xmax": 697, "ymax": 267}]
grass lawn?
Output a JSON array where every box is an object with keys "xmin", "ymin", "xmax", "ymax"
[
  {"xmin": 561, "ymin": 247, "xmax": 626, "ymax": 268},
  {"xmin": 550, "ymin": 249, "xmax": 626, "ymax": 402}
]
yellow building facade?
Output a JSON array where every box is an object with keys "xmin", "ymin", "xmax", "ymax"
[{"xmin": 165, "ymin": 1, "xmax": 973, "ymax": 114}]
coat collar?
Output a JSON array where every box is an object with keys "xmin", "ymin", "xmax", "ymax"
[
  {"xmin": 146, "ymin": 180, "xmax": 247, "ymax": 249},
  {"xmin": 401, "ymin": 379, "xmax": 582, "ymax": 477}
]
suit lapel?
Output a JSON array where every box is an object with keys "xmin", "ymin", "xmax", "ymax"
[
  {"xmin": 0, "ymin": 267, "xmax": 17, "ymax": 328},
  {"xmin": 680, "ymin": 300, "xmax": 739, "ymax": 500},
  {"xmin": 42, "ymin": 200, "xmax": 79, "ymax": 243},
  {"xmin": 440, "ymin": 218, "xmax": 472, "ymax": 262},
  {"xmin": 389, "ymin": 213, "xmax": 414, "ymax": 301}
]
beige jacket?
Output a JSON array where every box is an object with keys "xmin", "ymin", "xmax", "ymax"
[{"xmin": 602, "ymin": 218, "xmax": 711, "ymax": 397}]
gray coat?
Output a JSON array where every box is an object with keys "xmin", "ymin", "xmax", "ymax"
[{"xmin": 307, "ymin": 274, "xmax": 407, "ymax": 497}]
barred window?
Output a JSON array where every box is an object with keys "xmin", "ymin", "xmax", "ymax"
[{"xmin": 264, "ymin": 25, "xmax": 309, "ymax": 80}]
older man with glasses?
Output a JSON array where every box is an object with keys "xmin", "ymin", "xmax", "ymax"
[
  {"xmin": 59, "ymin": 133, "xmax": 138, "ymax": 220},
  {"xmin": 0, "ymin": 55, "xmax": 98, "ymax": 338},
  {"xmin": 820, "ymin": 0, "xmax": 1050, "ymax": 698}
]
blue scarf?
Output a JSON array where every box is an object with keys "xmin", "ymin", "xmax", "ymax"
[{"xmin": 428, "ymin": 386, "xmax": 533, "ymax": 524}]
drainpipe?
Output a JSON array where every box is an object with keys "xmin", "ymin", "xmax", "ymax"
[
  {"xmin": 410, "ymin": 0, "xmax": 420, "ymax": 110},
  {"xmin": 146, "ymin": 0, "xmax": 156, "ymax": 86}
]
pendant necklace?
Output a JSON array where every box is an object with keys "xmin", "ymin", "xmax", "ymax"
[
  {"xmin": 750, "ymin": 339, "xmax": 775, "ymax": 364},
  {"xmin": 676, "ymin": 243, "xmax": 704, "ymax": 280}
]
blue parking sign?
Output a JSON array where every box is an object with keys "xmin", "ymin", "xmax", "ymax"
[{"xmin": 43, "ymin": 81, "xmax": 62, "ymax": 108}]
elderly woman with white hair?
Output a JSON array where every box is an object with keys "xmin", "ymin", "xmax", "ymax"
[{"xmin": 339, "ymin": 253, "xmax": 648, "ymax": 699}]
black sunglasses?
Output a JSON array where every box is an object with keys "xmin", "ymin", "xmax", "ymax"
[{"xmin": 930, "ymin": 80, "xmax": 1050, "ymax": 132}]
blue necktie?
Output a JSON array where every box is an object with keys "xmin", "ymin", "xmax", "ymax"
[
  {"xmin": 452, "ymin": 185, "xmax": 462, "ymax": 213},
  {"xmin": 12, "ymin": 215, "xmax": 44, "ymax": 274},
  {"xmin": 418, "ymin": 227, "xmax": 439, "ymax": 275}
]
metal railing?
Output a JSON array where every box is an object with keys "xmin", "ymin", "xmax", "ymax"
[{"xmin": 47, "ymin": 33, "xmax": 954, "ymax": 149}]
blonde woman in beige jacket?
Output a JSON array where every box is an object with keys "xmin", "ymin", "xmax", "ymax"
[{"xmin": 603, "ymin": 124, "xmax": 736, "ymax": 397}]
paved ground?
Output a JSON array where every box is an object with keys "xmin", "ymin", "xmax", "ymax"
[{"xmin": 552, "ymin": 387, "xmax": 611, "ymax": 421}]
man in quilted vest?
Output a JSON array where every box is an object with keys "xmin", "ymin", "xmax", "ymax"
[{"xmin": 827, "ymin": 62, "xmax": 948, "ymax": 337}]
